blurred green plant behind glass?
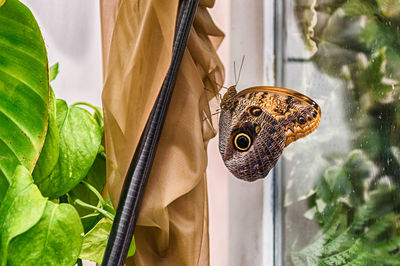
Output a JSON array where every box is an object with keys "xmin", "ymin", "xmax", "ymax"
[{"xmin": 282, "ymin": 0, "xmax": 400, "ymax": 265}]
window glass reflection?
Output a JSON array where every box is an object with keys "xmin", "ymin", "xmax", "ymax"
[{"xmin": 283, "ymin": 0, "xmax": 400, "ymax": 265}]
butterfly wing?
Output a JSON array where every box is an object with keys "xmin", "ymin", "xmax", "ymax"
[
  {"xmin": 219, "ymin": 86, "xmax": 321, "ymax": 181},
  {"xmin": 236, "ymin": 86, "xmax": 322, "ymax": 146}
]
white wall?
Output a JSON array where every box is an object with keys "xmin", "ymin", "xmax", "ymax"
[
  {"xmin": 209, "ymin": 0, "xmax": 275, "ymax": 265},
  {"xmin": 207, "ymin": 1, "xmax": 230, "ymax": 265},
  {"xmin": 20, "ymin": 0, "xmax": 103, "ymax": 106}
]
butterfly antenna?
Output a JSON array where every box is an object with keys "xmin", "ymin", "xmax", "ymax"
[{"xmin": 235, "ymin": 56, "xmax": 245, "ymax": 87}]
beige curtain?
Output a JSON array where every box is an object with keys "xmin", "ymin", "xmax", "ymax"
[{"xmin": 100, "ymin": 0, "xmax": 224, "ymax": 264}]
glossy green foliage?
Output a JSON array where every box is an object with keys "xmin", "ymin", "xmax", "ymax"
[
  {"xmin": 34, "ymin": 99, "xmax": 102, "ymax": 199},
  {"xmin": 32, "ymin": 89, "xmax": 59, "ymax": 183},
  {"xmin": 8, "ymin": 201, "xmax": 83, "ymax": 266},
  {"xmin": 72, "ymin": 152, "xmax": 108, "ymax": 232},
  {"xmin": 49, "ymin": 62, "xmax": 59, "ymax": 82},
  {"xmin": 0, "ymin": 0, "xmax": 49, "ymax": 199},
  {"xmin": 79, "ymin": 218, "xmax": 113, "ymax": 264},
  {"xmin": 0, "ymin": 0, "xmax": 124, "ymax": 264},
  {"xmin": 0, "ymin": 166, "xmax": 47, "ymax": 266},
  {"xmin": 73, "ymin": 152, "xmax": 107, "ymax": 214},
  {"xmin": 0, "ymin": 166, "xmax": 84, "ymax": 266},
  {"xmin": 80, "ymin": 218, "xmax": 136, "ymax": 264}
]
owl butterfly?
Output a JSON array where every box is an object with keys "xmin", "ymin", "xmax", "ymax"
[{"xmin": 218, "ymin": 85, "xmax": 321, "ymax": 181}]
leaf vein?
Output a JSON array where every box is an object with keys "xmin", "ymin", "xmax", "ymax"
[{"xmin": 0, "ymin": 68, "xmax": 46, "ymax": 101}]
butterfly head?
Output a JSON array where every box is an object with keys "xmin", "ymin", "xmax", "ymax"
[{"xmin": 220, "ymin": 86, "xmax": 238, "ymax": 110}]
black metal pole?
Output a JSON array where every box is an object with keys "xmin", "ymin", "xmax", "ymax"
[{"xmin": 101, "ymin": 0, "xmax": 199, "ymax": 265}]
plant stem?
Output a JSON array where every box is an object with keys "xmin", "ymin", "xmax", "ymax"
[
  {"xmin": 69, "ymin": 192, "xmax": 115, "ymax": 221},
  {"xmin": 72, "ymin": 102, "xmax": 102, "ymax": 117},
  {"xmin": 71, "ymin": 101, "xmax": 98, "ymax": 110},
  {"xmin": 81, "ymin": 180, "xmax": 107, "ymax": 207},
  {"xmin": 74, "ymin": 198, "xmax": 114, "ymax": 221}
]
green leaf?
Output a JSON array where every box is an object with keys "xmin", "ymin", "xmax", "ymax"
[
  {"xmin": 8, "ymin": 201, "xmax": 83, "ymax": 266},
  {"xmin": 72, "ymin": 152, "xmax": 107, "ymax": 218},
  {"xmin": 79, "ymin": 218, "xmax": 112, "ymax": 264},
  {"xmin": 319, "ymin": 238, "xmax": 362, "ymax": 265},
  {"xmin": 55, "ymin": 99, "xmax": 68, "ymax": 129},
  {"xmin": 49, "ymin": 62, "xmax": 59, "ymax": 82},
  {"xmin": 32, "ymin": 88, "xmax": 59, "ymax": 184},
  {"xmin": 0, "ymin": 0, "xmax": 49, "ymax": 192},
  {"xmin": 0, "ymin": 165, "xmax": 47, "ymax": 266},
  {"xmin": 364, "ymin": 213, "xmax": 396, "ymax": 240},
  {"xmin": 73, "ymin": 102, "xmax": 104, "ymax": 134},
  {"xmin": 358, "ymin": 47, "xmax": 393, "ymax": 100},
  {"xmin": 70, "ymin": 150, "xmax": 113, "ymax": 233},
  {"xmin": 127, "ymin": 236, "xmax": 136, "ymax": 258},
  {"xmin": 0, "ymin": 174, "xmax": 7, "ymax": 203},
  {"xmin": 79, "ymin": 218, "xmax": 136, "ymax": 264},
  {"xmin": 342, "ymin": 0, "xmax": 376, "ymax": 17},
  {"xmin": 36, "ymin": 102, "xmax": 102, "ymax": 199}
]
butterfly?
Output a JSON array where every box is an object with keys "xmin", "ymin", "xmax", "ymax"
[{"xmin": 218, "ymin": 85, "xmax": 321, "ymax": 181}]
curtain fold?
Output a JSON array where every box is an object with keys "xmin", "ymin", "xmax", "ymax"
[{"xmin": 100, "ymin": 0, "xmax": 224, "ymax": 264}]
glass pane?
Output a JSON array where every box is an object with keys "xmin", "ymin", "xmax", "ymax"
[{"xmin": 281, "ymin": 0, "xmax": 400, "ymax": 265}]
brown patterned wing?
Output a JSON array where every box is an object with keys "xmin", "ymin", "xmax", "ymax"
[
  {"xmin": 218, "ymin": 86, "xmax": 321, "ymax": 181},
  {"xmin": 236, "ymin": 86, "xmax": 322, "ymax": 147}
]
